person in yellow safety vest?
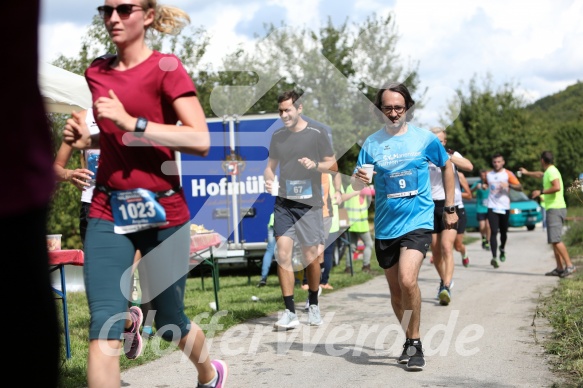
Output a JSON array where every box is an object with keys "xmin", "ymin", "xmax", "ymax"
[{"xmin": 344, "ymin": 184, "xmax": 375, "ymax": 273}]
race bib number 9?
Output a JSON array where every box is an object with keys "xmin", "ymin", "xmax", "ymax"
[
  {"xmin": 384, "ymin": 169, "xmax": 419, "ymax": 198},
  {"xmin": 110, "ymin": 188, "xmax": 168, "ymax": 234}
]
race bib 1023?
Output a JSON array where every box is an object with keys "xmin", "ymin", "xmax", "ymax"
[{"xmin": 110, "ymin": 188, "xmax": 168, "ymax": 234}]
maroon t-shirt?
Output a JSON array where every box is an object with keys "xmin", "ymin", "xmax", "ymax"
[{"xmin": 85, "ymin": 51, "xmax": 196, "ymax": 227}]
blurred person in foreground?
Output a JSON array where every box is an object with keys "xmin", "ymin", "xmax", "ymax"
[
  {"xmin": 351, "ymin": 83, "xmax": 457, "ymax": 371},
  {"xmin": 0, "ymin": 1, "xmax": 61, "ymax": 386}
]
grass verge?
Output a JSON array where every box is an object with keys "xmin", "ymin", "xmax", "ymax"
[{"xmin": 539, "ymin": 217, "xmax": 583, "ymax": 388}]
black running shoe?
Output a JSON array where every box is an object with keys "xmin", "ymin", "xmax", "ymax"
[
  {"xmin": 398, "ymin": 338, "xmax": 411, "ymax": 364},
  {"xmin": 406, "ymin": 340, "xmax": 425, "ymax": 371}
]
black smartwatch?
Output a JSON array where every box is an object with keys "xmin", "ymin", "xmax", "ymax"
[
  {"xmin": 444, "ymin": 205, "xmax": 456, "ymax": 214},
  {"xmin": 313, "ymin": 161, "xmax": 319, "ymax": 170},
  {"xmin": 135, "ymin": 117, "xmax": 148, "ymax": 133}
]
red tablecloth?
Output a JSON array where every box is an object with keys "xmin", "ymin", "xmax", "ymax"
[
  {"xmin": 190, "ymin": 233, "xmax": 222, "ymax": 255},
  {"xmin": 48, "ymin": 249, "xmax": 84, "ymax": 266}
]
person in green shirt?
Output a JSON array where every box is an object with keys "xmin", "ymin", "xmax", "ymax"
[{"xmin": 519, "ymin": 151, "xmax": 576, "ymax": 277}]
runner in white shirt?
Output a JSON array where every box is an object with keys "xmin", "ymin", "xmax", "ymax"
[
  {"xmin": 486, "ymin": 153, "xmax": 522, "ymax": 268},
  {"xmin": 428, "ymin": 127, "xmax": 473, "ymax": 306}
]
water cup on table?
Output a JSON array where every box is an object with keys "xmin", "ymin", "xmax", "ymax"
[
  {"xmin": 362, "ymin": 164, "xmax": 374, "ymax": 183},
  {"xmin": 46, "ymin": 234, "xmax": 62, "ymax": 251}
]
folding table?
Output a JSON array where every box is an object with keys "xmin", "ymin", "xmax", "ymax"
[{"xmin": 48, "ymin": 249, "xmax": 84, "ymax": 359}]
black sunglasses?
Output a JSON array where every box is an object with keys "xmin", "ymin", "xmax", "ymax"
[{"xmin": 97, "ymin": 4, "xmax": 145, "ymax": 19}]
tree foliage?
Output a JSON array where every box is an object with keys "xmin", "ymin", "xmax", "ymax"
[
  {"xmin": 445, "ymin": 76, "xmax": 583, "ymax": 201},
  {"xmin": 210, "ymin": 13, "xmax": 419, "ymax": 175}
]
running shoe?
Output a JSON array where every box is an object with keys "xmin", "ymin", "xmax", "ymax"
[
  {"xmin": 308, "ymin": 304, "xmax": 323, "ymax": 326},
  {"xmin": 398, "ymin": 338, "xmax": 411, "ymax": 364},
  {"xmin": 545, "ymin": 268, "xmax": 564, "ymax": 277},
  {"xmin": 490, "ymin": 258, "xmax": 499, "ymax": 269},
  {"xmin": 559, "ymin": 266, "xmax": 576, "ymax": 278},
  {"xmin": 462, "ymin": 256, "xmax": 469, "ymax": 267},
  {"xmin": 406, "ymin": 340, "xmax": 426, "ymax": 370},
  {"xmin": 197, "ymin": 359, "xmax": 229, "ymax": 388},
  {"xmin": 123, "ymin": 306, "xmax": 143, "ymax": 360},
  {"xmin": 439, "ymin": 286, "xmax": 451, "ymax": 306},
  {"xmin": 499, "ymin": 249, "xmax": 506, "ymax": 262},
  {"xmin": 436, "ymin": 280, "xmax": 444, "ymax": 300},
  {"xmin": 274, "ymin": 309, "xmax": 299, "ymax": 330}
]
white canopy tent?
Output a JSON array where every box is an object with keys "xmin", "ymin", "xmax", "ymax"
[{"xmin": 39, "ymin": 62, "xmax": 92, "ymax": 114}]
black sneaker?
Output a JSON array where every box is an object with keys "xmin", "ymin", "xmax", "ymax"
[
  {"xmin": 398, "ymin": 338, "xmax": 411, "ymax": 364},
  {"xmin": 257, "ymin": 279, "xmax": 267, "ymax": 287},
  {"xmin": 545, "ymin": 268, "xmax": 563, "ymax": 277},
  {"xmin": 406, "ymin": 340, "xmax": 425, "ymax": 371}
]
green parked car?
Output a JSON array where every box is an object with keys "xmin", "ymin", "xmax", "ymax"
[{"xmin": 463, "ymin": 177, "xmax": 543, "ymax": 231}]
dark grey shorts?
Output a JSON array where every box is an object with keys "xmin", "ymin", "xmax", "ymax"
[
  {"xmin": 546, "ymin": 208, "xmax": 566, "ymax": 243},
  {"xmin": 375, "ymin": 229, "xmax": 433, "ymax": 269},
  {"xmin": 273, "ymin": 204, "xmax": 325, "ymax": 247}
]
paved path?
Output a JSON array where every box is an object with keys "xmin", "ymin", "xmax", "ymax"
[{"xmin": 121, "ymin": 227, "xmax": 564, "ymax": 387}]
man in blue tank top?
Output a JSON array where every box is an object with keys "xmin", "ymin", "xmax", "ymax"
[{"xmin": 351, "ymin": 83, "xmax": 458, "ymax": 371}]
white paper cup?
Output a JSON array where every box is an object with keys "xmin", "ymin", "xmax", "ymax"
[
  {"xmin": 362, "ymin": 164, "xmax": 374, "ymax": 183},
  {"xmin": 271, "ymin": 177, "xmax": 279, "ymax": 196},
  {"xmin": 516, "ymin": 171, "xmax": 522, "ymax": 178}
]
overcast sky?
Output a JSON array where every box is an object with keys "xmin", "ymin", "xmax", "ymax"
[{"xmin": 40, "ymin": 0, "xmax": 582, "ymax": 125}]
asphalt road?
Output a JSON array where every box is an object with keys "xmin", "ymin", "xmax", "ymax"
[{"xmin": 120, "ymin": 227, "xmax": 565, "ymax": 387}]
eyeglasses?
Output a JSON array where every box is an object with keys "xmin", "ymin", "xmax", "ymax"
[
  {"xmin": 380, "ymin": 105, "xmax": 406, "ymax": 114},
  {"xmin": 97, "ymin": 4, "xmax": 145, "ymax": 19}
]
